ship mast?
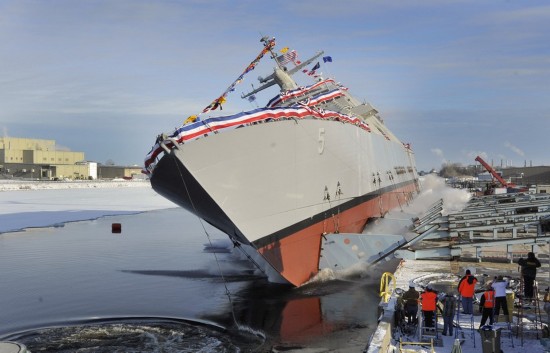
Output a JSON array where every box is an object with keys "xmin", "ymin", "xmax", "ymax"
[
  {"xmin": 242, "ymin": 37, "xmax": 325, "ymax": 99},
  {"xmin": 261, "ymin": 36, "xmax": 284, "ymax": 71}
]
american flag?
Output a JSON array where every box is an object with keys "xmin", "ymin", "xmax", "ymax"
[{"xmin": 276, "ymin": 50, "xmax": 299, "ymax": 65}]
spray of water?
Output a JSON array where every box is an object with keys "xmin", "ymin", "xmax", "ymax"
[
  {"xmin": 234, "ymin": 323, "xmax": 266, "ymax": 340},
  {"xmin": 310, "ymin": 175, "xmax": 472, "ymax": 283},
  {"xmin": 410, "ymin": 174, "xmax": 471, "ymax": 216}
]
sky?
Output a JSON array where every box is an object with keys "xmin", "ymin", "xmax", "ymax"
[{"xmin": 1, "ymin": 0, "xmax": 549, "ymax": 172}]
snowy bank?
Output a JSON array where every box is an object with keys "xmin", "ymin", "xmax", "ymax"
[
  {"xmin": 0, "ymin": 179, "xmax": 151, "ymax": 191},
  {"xmin": 0, "ymin": 180, "xmax": 176, "ymax": 234}
]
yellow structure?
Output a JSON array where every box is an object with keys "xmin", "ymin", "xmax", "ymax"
[
  {"xmin": 0, "ymin": 137, "xmax": 93, "ymax": 179},
  {"xmin": 380, "ymin": 272, "xmax": 396, "ymax": 303},
  {"xmin": 98, "ymin": 165, "xmax": 144, "ymax": 179}
]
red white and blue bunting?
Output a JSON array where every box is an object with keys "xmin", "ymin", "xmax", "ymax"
[
  {"xmin": 266, "ymin": 79, "xmax": 345, "ymax": 107},
  {"xmin": 144, "ymin": 106, "xmax": 371, "ymax": 174}
]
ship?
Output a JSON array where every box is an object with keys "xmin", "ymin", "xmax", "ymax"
[{"xmin": 144, "ymin": 36, "xmax": 420, "ymax": 287}]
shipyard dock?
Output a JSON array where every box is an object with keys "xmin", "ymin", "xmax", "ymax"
[
  {"xmin": 367, "ymin": 258, "xmax": 549, "ymax": 353},
  {"xmin": 365, "ymin": 191, "xmax": 550, "ymax": 353}
]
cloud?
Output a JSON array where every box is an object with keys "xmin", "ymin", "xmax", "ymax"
[
  {"xmin": 431, "ymin": 148, "xmax": 444, "ymax": 158},
  {"xmin": 430, "ymin": 148, "xmax": 448, "ymax": 166},
  {"xmin": 485, "ymin": 5, "xmax": 550, "ymax": 24},
  {"xmin": 504, "ymin": 141, "xmax": 525, "ymax": 157},
  {"xmin": 466, "ymin": 151, "xmax": 488, "ymax": 162}
]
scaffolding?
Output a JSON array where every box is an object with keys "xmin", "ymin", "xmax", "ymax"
[
  {"xmin": 515, "ymin": 277, "xmax": 544, "ymax": 346},
  {"xmin": 395, "ymin": 193, "xmax": 550, "ymax": 262}
]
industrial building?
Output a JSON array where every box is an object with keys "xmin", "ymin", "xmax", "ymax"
[
  {"xmin": 500, "ymin": 166, "xmax": 550, "ymax": 186},
  {"xmin": 0, "ymin": 137, "xmax": 142, "ymax": 180}
]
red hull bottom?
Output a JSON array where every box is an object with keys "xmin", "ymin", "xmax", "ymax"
[{"xmin": 258, "ymin": 184, "xmax": 417, "ymax": 286}]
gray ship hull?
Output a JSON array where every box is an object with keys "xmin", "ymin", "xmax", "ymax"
[{"xmin": 150, "ymin": 118, "xmax": 418, "ymax": 285}]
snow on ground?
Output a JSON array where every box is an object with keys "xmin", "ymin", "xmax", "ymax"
[{"xmin": 0, "ymin": 180, "xmax": 176, "ymax": 233}]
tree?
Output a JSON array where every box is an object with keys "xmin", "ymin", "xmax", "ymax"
[{"xmin": 439, "ymin": 163, "xmax": 477, "ymax": 178}]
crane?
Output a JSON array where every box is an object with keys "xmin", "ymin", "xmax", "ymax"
[{"xmin": 475, "ymin": 156, "xmax": 515, "ymax": 189}]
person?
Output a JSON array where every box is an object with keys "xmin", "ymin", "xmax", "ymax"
[
  {"xmin": 479, "ymin": 285, "xmax": 496, "ymax": 327},
  {"xmin": 457, "ymin": 269, "xmax": 478, "ymax": 315},
  {"xmin": 491, "ymin": 275, "xmax": 509, "ymax": 321},
  {"xmin": 402, "ymin": 283, "xmax": 420, "ymax": 325},
  {"xmin": 421, "ymin": 285, "xmax": 438, "ymax": 328},
  {"xmin": 441, "ymin": 292, "xmax": 457, "ymax": 336},
  {"xmin": 518, "ymin": 252, "xmax": 541, "ymax": 299}
]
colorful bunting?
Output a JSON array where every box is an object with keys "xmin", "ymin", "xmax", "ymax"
[
  {"xmin": 323, "ymin": 56, "xmax": 332, "ymax": 63},
  {"xmin": 183, "ymin": 115, "xmax": 198, "ymax": 125},
  {"xmin": 200, "ymin": 37, "xmax": 276, "ymax": 115}
]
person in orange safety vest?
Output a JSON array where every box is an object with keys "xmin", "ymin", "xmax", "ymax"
[
  {"xmin": 421, "ymin": 285, "xmax": 438, "ymax": 328},
  {"xmin": 458, "ymin": 269, "xmax": 478, "ymax": 315},
  {"xmin": 479, "ymin": 286, "xmax": 496, "ymax": 327}
]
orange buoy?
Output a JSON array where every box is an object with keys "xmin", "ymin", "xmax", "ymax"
[{"xmin": 112, "ymin": 223, "xmax": 122, "ymax": 233}]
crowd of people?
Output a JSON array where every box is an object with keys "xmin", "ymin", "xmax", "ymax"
[{"xmin": 398, "ymin": 251, "xmax": 542, "ymax": 332}]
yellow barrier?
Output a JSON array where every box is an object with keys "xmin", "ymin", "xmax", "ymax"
[{"xmin": 380, "ymin": 272, "xmax": 396, "ymax": 303}]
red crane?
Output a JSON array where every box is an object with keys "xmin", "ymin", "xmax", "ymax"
[{"xmin": 475, "ymin": 156, "xmax": 515, "ymax": 188}]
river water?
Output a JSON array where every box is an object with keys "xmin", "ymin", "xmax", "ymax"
[{"xmin": 0, "ymin": 206, "xmax": 391, "ymax": 352}]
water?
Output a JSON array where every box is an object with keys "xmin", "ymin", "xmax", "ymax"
[{"xmin": 0, "ymin": 207, "xmax": 390, "ymax": 352}]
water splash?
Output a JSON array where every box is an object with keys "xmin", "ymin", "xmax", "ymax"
[
  {"xmin": 234, "ymin": 323, "xmax": 266, "ymax": 340},
  {"xmin": 3, "ymin": 318, "xmax": 255, "ymax": 353},
  {"xmin": 408, "ymin": 174, "xmax": 471, "ymax": 216}
]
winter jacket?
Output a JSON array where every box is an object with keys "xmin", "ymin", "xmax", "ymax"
[
  {"xmin": 458, "ymin": 274, "xmax": 478, "ymax": 297},
  {"xmin": 421, "ymin": 290, "xmax": 438, "ymax": 311},
  {"xmin": 518, "ymin": 255, "xmax": 541, "ymax": 279},
  {"xmin": 402, "ymin": 288, "xmax": 420, "ymax": 306},
  {"xmin": 491, "ymin": 279, "xmax": 508, "ymax": 297}
]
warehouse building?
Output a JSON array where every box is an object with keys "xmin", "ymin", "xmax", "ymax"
[{"xmin": 0, "ymin": 137, "xmax": 142, "ymax": 180}]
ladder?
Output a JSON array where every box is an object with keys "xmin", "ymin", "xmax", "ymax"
[
  {"xmin": 454, "ymin": 296, "xmax": 476, "ymax": 348},
  {"xmin": 493, "ymin": 320, "xmax": 514, "ymax": 348},
  {"xmin": 493, "ymin": 297, "xmax": 514, "ymax": 350},
  {"xmin": 515, "ymin": 277, "xmax": 543, "ymax": 346},
  {"xmin": 420, "ymin": 311, "xmax": 439, "ymax": 343}
]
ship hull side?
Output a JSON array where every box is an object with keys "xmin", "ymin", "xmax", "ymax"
[
  {"xmin": 256, "ymin": 182, "xmax": 417, "ymax": 285},
  {"xmin": 150, "ymin": 119, "xmax": 418, "ymax": 285}
]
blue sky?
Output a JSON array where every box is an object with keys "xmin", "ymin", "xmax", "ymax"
[{"xmin": 1, "ymin": 0, "xmax": 549, "ymax": 172}]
